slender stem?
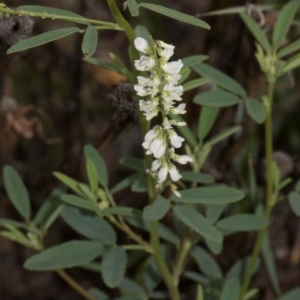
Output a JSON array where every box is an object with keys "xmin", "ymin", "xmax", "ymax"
[
  {"xmin": 151, "ymin": 221, "xmax": 181, "ymax": 300},
  {"xmin": 239, "ymin": 80, "xmax": 276, "ymax": 299},
  {"xmin": 0, "ymin": 6, "xmax": 119, "ymax": 29},
  {"xmin": 109, "ymin": 217, "xmax": 153, "ymax": 253},
  {"xmin": 122, "ymin": 244, "xmax": 146, "ymax": 251},
  {"xmin": 56, "ymin": 269, "xmax": 97, "ymax": 300},
  {"xmin": 172, "ymin": 234, "xmax": 192, "ymax": 285}
]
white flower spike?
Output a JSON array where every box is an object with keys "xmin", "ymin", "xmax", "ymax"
[{"xmin": 134, "ymin": 37, "xmax": 193, "ymax": 185}]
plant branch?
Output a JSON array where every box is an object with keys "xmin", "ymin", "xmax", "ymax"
[
  {"xmin": 240, "ymin": 80, "xmax": 276, "ymax": 299},
  {"xmin": 56, "ymin": 269, "xmax": 97, "ymax": 300}
]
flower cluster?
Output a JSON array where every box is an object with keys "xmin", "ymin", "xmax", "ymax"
[{"xmin": 134, "ymin": 37, "xmax": 192, "ymax": 184}]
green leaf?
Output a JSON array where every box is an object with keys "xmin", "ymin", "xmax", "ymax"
[
  {"xmin": 119, "ymin": 157, "xmax": 145, "ymax": 172},
  {"xmin": 18, "ymin": 5, "xmax": 86, "ymax": 19},
  {"xmin": 83, "ymin": 57, "xmax": 122, "ymax": 73},
  {"xmin": 183, "ymin": 271, "xmax": 209, "ymax": 285},
  {"xmin": 194, "ymin": 90, "xmax": 241, "ymax": 107},
  {"xmin": 204, "ymin": 237, "xmax": 222, "ymax": 255},
  {"xmin": 101, "ymin": 246, "xmax": 127, "ymax": 288},
  {"xmin": 88, "ymin": 288, "xmax": 109, "ymax": 300},
  {"xmin": 281, "ymin": 52, "xmax": 300, "ymax": 74},
  {"xmin": 103, "ymin": 207, "xmax": 142, "ymax": 218},
  {"xmin": 183, "ymin": 78, "xmax": 210, "ymax": 92},
  {"xmin": 119, "ymin": 278, "xmax": 146, "ymax": 296},
  {"xmin": 34, "ymin": 186, "xmax": 66, "ymax": 227},
  {"xmin": 134, "ymin": 25, "xmax": 151, "ymax": 45},
  {"xmin": 61, "ymin": 205, "xmax": 116, "ymax": 244},
  {"xmin": 262, "ymin": 232, "xmax": 281, "ymax": 296},
  {"xmin": 206, "ymin": 204, "xmax": 227, "ymax": 224},
  {"xmin": 181, "ymin": 171, "xmax": 214, "ymax": 184},
  {"xmin": 53, "ymin": 172, "xmax": 84, "ymax": 196},
  {"xmin": 178, "ymin": 67, "xmax": 191, "ymax": 84},
  {"xmin": 0, "ymin": 218, "xmax": 28, "ymax": 230},
  {"xmin": 142, "ymin": 255, "xmax": 163, "ymax": 291},
  {"xmin": 240, "ymin": 13, "xmax": 272, "ymax": 53},
  {"xmin": 139, "ymin": 3, "xmax": 210, "ymax": 29},
  {"xmin": 86, "ymin": 159, "xmax": 98, "ymax": 194},
  {"xmin": 143, "ymin": 198, "xmax": 171, "ymax": 220},
  {"xmin": 111, "ymin": 172, "xmax": 143, "ymax": 194},
  {"xmin": 171, "ymin": 186, "xmax": 244, "ymax": 204},
  {"xmin": 220, "ymin": 278, "xmax": 240, "ymax": 300},
  {"xmin": 84, "ymin": 144, "xmax": 108, "ymax": 186},
  {"xmin": 7, "ymin": 27, "xmax": 80, "ymax": 54},
  {"xmin": 182, "ymin": 55, "xmax": 208, "ymax": 68},
  {"xmin": 128, "ymin": 0, "xmax": 139, "ymax": 16},
  {"xmin": 131, "ymin": 176, "xmax": 148, "ymax": 193},
  {"xmin": 82, "ymin": 25, "xmax": 98, "ymax": 57},
  {"xmin": 3, "ymin": 165, "xmax": 31, "ymax": 220},
  {"xmin": 60, "ymin": 194, "xmax": 101, "ymax": 213},
  {"xmin": 174, "ymin": 205, "xmax": 223, "ymax": 243},
  {"xmin": 277, "ymin": 288, "xmax": 300, "ymax": 300},
  {"xmin": 24, "ymin": 240, "xmax": 103, "ymax": 270},
  {"xmin": 216, "ymin": 214, "xmax": 268, "ymax": 232},
  {"xmin": 288, "ymin": 191, "xmax": 300, "ymax": 216},
  {"xmin": 206, "ymin": 125, "xmax": 241, "ymax": 146},
  {"xmin": 278, "ymin": 38, "xmax": 300, "ymax": 58},
  {"xmin": 245, "ymin": 97, "xmax": 266, "ymax": 124},
  {"xmin": 170, "ymin": 114, "xmax": 197, "ymax": 147},
  {"xmin": 113, "ymin": 297, "xmax": 142, "ymax": 300},
  {"xmin": 198, "ymin": 106, "xmax": 219, "ymax": 140},
  {"xmin": 272, "ymin": 2, "xmax": 298, "ymax": 49},
  {"xmin": 190, "ymin": 246, "xmax": 223, "ymax": 279},
  {"xmin": 43, "ymin": 204, "xmax": 65, "ymax": 231},
  {"xmin": 193, "ymin": 63, "xmax": 246, "ymax": 97}
]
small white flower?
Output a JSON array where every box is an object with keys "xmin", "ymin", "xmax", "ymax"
[
  {"xmin": 162, "ymin": 83, "xmax": 183, "ymax": 101},
  {"xmin": 173, "ymin": 190, "xmax": 181, "ymax": 197},
  {"xmin": 139, "ymin": 100, "xmax": 159, "ymax": 120},
  {"xmin": 158, "ymin": 164, "xmax": 168, "ymax": 183},
  {"xmin": 134, "ymin": 37, "xmax": 152, "ymax": 54},
  {"xmin": 134, "ymin": 55, "xmax": 155, "ymax": 71},
  {"xmin": 168, "ymin": 130, "xmax": 184, "ymax": 148},
  {"xmin": 155, "ymin": 40, "xmax": 175, "ymax": 49},
  {"xmin": 176, "ymin": 155, "xmax": 193, "ymax": 164},
  {"xmin": 164, "ymin": 73, "xmax": 181, "ymax": 84},
  {"xmin": 161, "ymin": 59, "xmax": 183, "ymax": 74},
  {"xmin": 151, "ymin": 159, "xmax": 161, "ymax": 171},
  {"xmin": 168, "ymin": 163, "xmax": 182, "ymax": 181},
  {"xmin": 157, "ymin": 47, "xmax": 174, "ymax": 61},
  {"xmin": 150, "ymin": 138, "xmax": 166, "ymax": 158},
  {"xmin": 170, "ymin": 103, "xmax": 186, "ymax": 114}
]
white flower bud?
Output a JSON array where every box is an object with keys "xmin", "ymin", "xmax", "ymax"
[{"xmin": 134, "ymin": 37, "xmax": 152, "ymax": 54}]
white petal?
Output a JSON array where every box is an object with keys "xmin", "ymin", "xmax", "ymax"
[
  {"xmin": 134, "ymin": 37, "xmax": 151, "ymax": 54},
  {"xmin": 144, "ymin": 128, "xmax": 158, "ymax": 142},
  {"xmin": 169, "ymin": 131, "xmax": 184, "ymax": 148},
  {"xmin": 155, "ymin": 40, "xmax": 175, "ymax": 49},
  {"xmin": 158, "ymin": 166, "xmax": 168, "ymax": 183},
  {"xmin": 161, "ymin": 60, "xmax": 183, "ymax": 75},
  {"xmin": 177, "ymin": 155, "xmax": 193, "ymax": 164},
  {"xmin": 169, "ymin": 165, "xmax": 181, "ymax": 181},
  {"xmin": 151, "ymin": 160, "xmax": 161, "ymax": 171}
]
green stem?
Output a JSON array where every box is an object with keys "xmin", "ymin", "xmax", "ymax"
[
  {"xmin": 239, "ymin": 80, "xmax": 276, "ymax": 299},
  {"xmin": 56, "ymin": 269, "xmax": 97, "ymax": 300},
  {"xmin": 151, "ymin": 221, "xmax": 181, "ymax": 300},
  {"xmin": 0, "ymin": 6, "xmax": 119, "ymax": 29}
]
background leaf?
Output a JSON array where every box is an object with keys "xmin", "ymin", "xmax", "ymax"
[
  {"xmin": 272, "ymin": 2, "xmax": 298, "ymax": 49},
  {"xmin": 181, "ymin": 171, "xmax": 214, "ymax": 184},
  {"xmin": 82, "ymin": 25, "xmax": 98, "ymax": 57},
  {"xmin": 143, "ymin": 198, "xmax": 171, "ymax": 220},
  {"xmin": 245, "ymin": 97, "xmax": 266, "ymax": 124},
  {"xmin": 182, "ymin": 55, "xmax": 208, "ymax": 67},
  {"xmin": 140, "ymin": 3, "xmax": 210, "ymax": 29},
  {"xmin": 288, "ymin": 192, "xmax": 300, "ymax": 216},
  {"xmin": 128, "ymin": 0, "xmax": 139, "ymax": 16},
  {"xmin": 198, "ymin": 106, "xmax": 219, "ymax": 140},
  {"xmin": 8, "ymin": 27, "xmax": 80, "ymax": 54},
  {"xmin": 194, "ymin": 90, "xmax": 241, "ymax": 107},
  {"xmin": 171, "ymin": 186, "xmax": 244, "ymax": 204},
  {"xmin": 216, "ymin": 214, "xmax": 268, "ymax": 232},
  {"xmin": 174, "ymin": 205, "xmax": 223, "ymax": 242},
  {"xmin": 240, "ymin": 13, "xmax": 272, "ymax": 53},
  {"xmin": 84, "ymin": 144, "xmax": 108, "ymax": 186},
  {"xmin": 277, "ymin": 288, "xmax": 300, "ymax": 300},
  {"xmin": 101, "ymin": 247, "xmax": 127, "ymax": 288},
  {"xmin": 24, "ymin": 240, "xmax": 103, "ymax": 270},
  {"xmin": 61, "ymin": 205, "xmax": 116, "ymax": 244},
  {"xmin": 220, "ymin": 278, "xmax": 240, "ymax": 300},
  {"xmin": 3, "ymin": 165, "xmax": 31, "ymax": 220},
  {"xmin": 193, "ymin": 63, "xmax": 246, "ymax": 97}
]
